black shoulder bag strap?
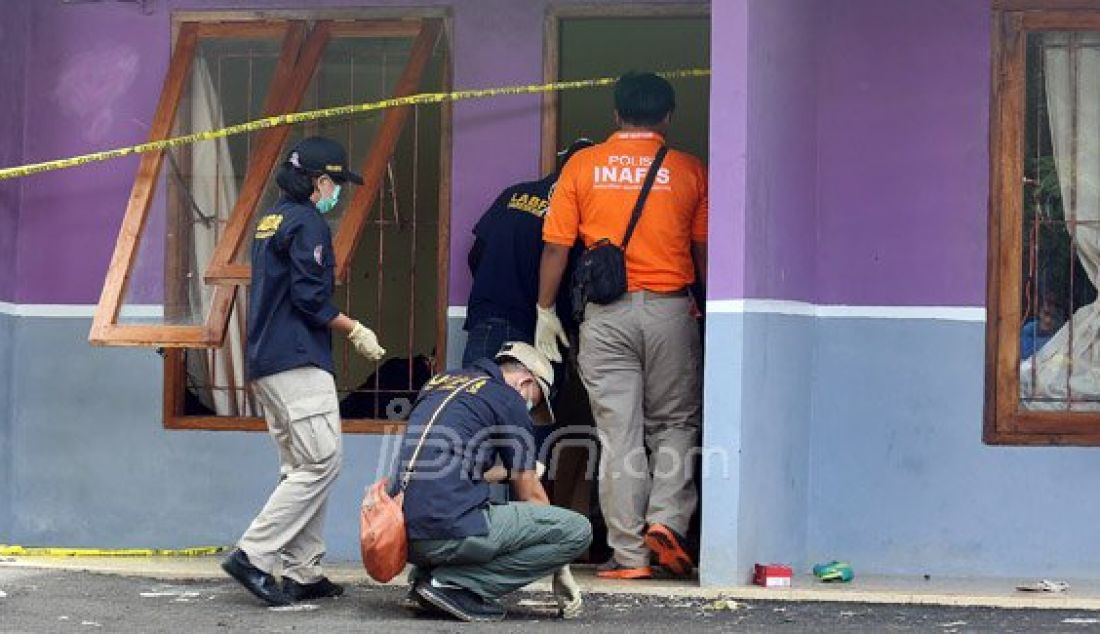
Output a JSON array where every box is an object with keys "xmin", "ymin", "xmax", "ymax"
[
  {"xmin": 399, "ymin": 376, "xmax": 482, "ymax": 492},
  {"xmin": 620, "ymin": 145, "xmax": 669, "ymax": 250}
]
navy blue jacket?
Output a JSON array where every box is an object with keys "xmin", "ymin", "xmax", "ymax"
[
  {"xmin": 398, "ymin": 359, "xmax": 537, "ymax": 540},
  {"xmin": 465, "ymin": 175, "xmax": 578, "ymax": 337},
  {"xmin": 247, "ymin": 197, "xmax": 340, "ymax": 380}
]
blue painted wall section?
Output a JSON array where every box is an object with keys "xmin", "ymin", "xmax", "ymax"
[
  {"xmin": 0, "ymin": 314, "xmax": 14, "ymax": 542},
  {"xmin": 446, "ymin": 318, "xmax": 467, "ymax": 371},
  {"xmin": 699, "ymin": 311, "xmax": 814, "ymax": 586},
  {"xmin": 735, "ymin": 313, "xmax": 813, "ymax": 579},
  {"xmin": 6, "ymin": 317, "xmax": 389, "ymax": 559},
  {"xmin": 699, "ymin": 311, "xmax": 745, "ymax": 585},
  {"xmin": 809, "ymin": 318, "xmax": 1100, "ymax": 579}
]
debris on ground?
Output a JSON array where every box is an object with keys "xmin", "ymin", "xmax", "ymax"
[
  {"xmin": 268, "ymin": 603, "xmax": 318, "ymax": 612},
  {"xmin": 705, "ymin": 598, "xmax": 745, "ymax": 611},
  {"xmin": 140, "ymin": 584, "xmax": 214, "ymax": 602},
  {"xmin": 0, "ymin": 589, "xmax": 7, "ymax": 598},
  {"xmin": 517, "ymin": 599, "xmax": 559, "ymax": 610},
  {"xmin": 940, "ymin": 621, "xmax": 967, "ymax": 627},
  {"xmin": 1016, "ymin": 579, "xmax": 1070, "ymax": 593},
  {"xmin": 1063, "ymin": 617, "xmax": 1100, "ymax": 624},
  {"xmin": 140, "ymin": 591, "xmax": 201, "ymax": 600}
]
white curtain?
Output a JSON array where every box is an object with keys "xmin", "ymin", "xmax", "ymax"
[
  {"xmin": 186, "ymin": 56, "xmax": 254, "ymax": 417},
  {"xmin": 1021, "ymin": 32, "xmax": 1100, "ymax": 410}
]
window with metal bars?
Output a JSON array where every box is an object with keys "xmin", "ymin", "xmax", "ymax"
[
  {"xmin": 987, "ymin": 1, "xmax": 1100, "ymax": 444},
  {"xmin": 90, "ymin": 13, "xmax": 451, "ymax": 433}
]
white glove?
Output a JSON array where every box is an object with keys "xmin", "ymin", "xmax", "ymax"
[
  {"xmin": 535, "ymin": 305, "xmax": 569, "ymax": 363},
  {"xmin": 348, "ymin": 321, "xmax": 386, "ymax": 361},
  {"xmin": 552, "ymin": 565, "xmax": 582, "ymax": 619}
]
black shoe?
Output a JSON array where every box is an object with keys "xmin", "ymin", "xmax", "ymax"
[
  {"xmin": 220, "ymin": 549, "xmax": 292, "ymax": 607},
  {"xmin": 401, "ymin": 584, "xmax": 446, "ymax": 614},
  {"xmin": 414, "ymin": 580, "xmax": 506, "ymax": 622},
  {"xmin": 283, "ymin": 577, "xmax": 344, "ymax": 602}
]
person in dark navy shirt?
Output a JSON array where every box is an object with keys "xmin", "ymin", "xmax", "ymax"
[
  {"xmin": 222, "ymin": 137, "xmax": 386, "ymax": 608},
  {"xmin": 399, "ymin": 342, "xmax": 591, "ymax": 622},
  {"xmin": 461, "ymin": 138, "xmax": 594, "ymax": 367}
]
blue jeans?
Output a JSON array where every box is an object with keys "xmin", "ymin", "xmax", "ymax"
[{"xmin": 462, "ymin": 318, "xmax": 532, "ymax": 368}]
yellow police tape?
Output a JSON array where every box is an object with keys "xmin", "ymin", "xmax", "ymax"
[
  {"xmin": 0, "ymin": 68, "xmax": 710, "ymax": 182},
  {"xmin": 0, "ymin": 544, "xmax": 227, "ymax": 557}
]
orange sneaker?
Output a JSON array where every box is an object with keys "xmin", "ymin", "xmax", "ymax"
[
  {"xmin": 595, "ymin": 559, "xmax": 653, "ymax": 580},
  {"xmin": 644, "ymin": 524, "xmax": 694, "ymax": 577}
]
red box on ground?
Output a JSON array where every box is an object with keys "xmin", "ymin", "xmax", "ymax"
[{"xmin": 753, "ymin": 563, "xmax": 793, "ymax": 588}]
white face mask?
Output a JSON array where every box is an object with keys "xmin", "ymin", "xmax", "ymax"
[{"xmin": 526, "ymin": 398, "xmax": 536, "ymax": 412}]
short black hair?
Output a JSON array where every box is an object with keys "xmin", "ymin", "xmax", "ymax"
[
  {"xmin": 275, "ymin": 161, "xmax": 316, "ymax": 203},
  {"xmin": 614, "ymin": 72, "xmax": 676, "ymax": 126}
]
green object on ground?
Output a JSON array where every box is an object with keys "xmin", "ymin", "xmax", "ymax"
[{"xmin": 813, "ymin": 560, "xmax": 854, "ymax": 583}]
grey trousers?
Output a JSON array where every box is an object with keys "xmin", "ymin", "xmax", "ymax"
[
  {"xmin": 408, "ymin": 503, "xmax": 592, "ymax": 601},
  {"xmin": 578, "ymin": 292, "xmax": 702, "ymax": 568},
  {"xmin": 238, "ymin": 366, "xmax": 342, "ymax": 584}
]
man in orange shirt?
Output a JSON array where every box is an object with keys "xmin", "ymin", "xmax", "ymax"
[{"xmin": 537, "ymin": 72, "xmax": 707, "ymax": 579}]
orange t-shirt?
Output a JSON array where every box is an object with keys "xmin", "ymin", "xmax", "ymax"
[{"xmin": 543, "ymin": 131, "xmax": 708, "ymax": 293}]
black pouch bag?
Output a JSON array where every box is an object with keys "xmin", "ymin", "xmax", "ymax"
[{"xmin": 571, "ymin": 146, "xmax": 669, "ymax": 321}]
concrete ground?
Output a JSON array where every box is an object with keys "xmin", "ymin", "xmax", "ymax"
[{"xmin": 3, "ymin": 557, "xmax": 1100, "ymax": 631}]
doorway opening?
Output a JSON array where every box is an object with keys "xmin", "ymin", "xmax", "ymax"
[{"xmin": 541, "ymin": 5, "xmax": 710, "ymax": 566}]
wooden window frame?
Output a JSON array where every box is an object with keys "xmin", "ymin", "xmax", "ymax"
[
  {"xmin": 89, "ymin": 19, "xmax": 320, "ymax": 347},
  {"xmin": 985, "ymin": 0, "xmax": 1100, "ymax": 445},
  {"xmin": 89, "ymin": 21, "xmax": 230, "ymax": 348},
  {"xmin": 202, "ymin": 18, "xmax": 442, "ymax": 286},
  {"xmin": 539, "ymin": 2, "xmax": 709, "ymax": 174},
  {"xmin": 91, "ymin": 14, "xmax": 446, "ymax": 353},
  {"xmin": 90, "ymin": 9, "xmax": 452, "ymax": 432}
]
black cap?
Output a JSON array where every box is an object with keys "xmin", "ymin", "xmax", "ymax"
[{"xmin": 287, "ymin": 136, "xmax": 363, "ymax": 185}]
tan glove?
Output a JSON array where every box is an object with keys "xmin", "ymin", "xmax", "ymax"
[
  {"xmin": 348, "ymin": 321, "xmax": 386, "ymax": 361},
  {"xmin": 552, "ymin": 565, "xmax": 582, "ymax": 618},
  {"xmin": 535, "ymin": 305, "xmax": 569, "ymax": 363}
]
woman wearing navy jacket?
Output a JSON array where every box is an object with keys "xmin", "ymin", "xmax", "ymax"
[{"xmin": 222, "ymin": 136, "xmax": 385, "ymax": 606}]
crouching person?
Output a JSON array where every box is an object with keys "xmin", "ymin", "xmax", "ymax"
[{"xmin": 398, "ymin": 342, "xmax": 591, "ymax": 622}]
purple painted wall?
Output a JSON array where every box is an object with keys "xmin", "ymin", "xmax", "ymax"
[
  {"xmin": 708, "ymin": 0, "xmax": 989, "ymax": 306},
  {"xmin": 8, "ymin": 0, "xmax": 705, "ymax": 305},
  {"xmin": 448, "ymin": 0, "xmax": 545, "ymax": 304},
  {"xmin": 0, "ymin": 2, "xmax": 29, "ymax": 303},
  {"xmin": 706, "ymin": 1, "xmax": 749, "ymax": 301},
  {"xmin": 743, "ymin": 0, "xmax": 820, "ymax": 301},
  {"xmin": 814, "ymin": 0, "xmax": 989, "ymax": 306}
]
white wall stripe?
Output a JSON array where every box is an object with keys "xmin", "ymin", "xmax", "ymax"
[
  {"xmin": 0, "ymin": 303, "xmax": 164, "ymax": 319},
  {"xmin": 705, "ymin": 299, "xmax": 816, "ymax": 317},
  {"xmin": 704, "ymin": 299, "xmax": 986, "ymax": 322},
  {"xmin": 0, "ymin": 301, "xmax": 985, "ymax": 322},
  {"xmin": 814, "ymin": 305, "xmax": 986, "ymax": 321}
]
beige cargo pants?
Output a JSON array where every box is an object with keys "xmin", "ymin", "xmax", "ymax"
[
  {"xmin": 238, "ymin": 366, "xmax": 342, "ymax": 584},
  {"xmin": 578, "ymin": 291, "xmax": 702, "ymax": 569}
]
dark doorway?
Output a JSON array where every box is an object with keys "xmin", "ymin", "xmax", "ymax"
[{"xmin": 543, "ymin": 6, "xmax": 710, "ymax": 565}]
